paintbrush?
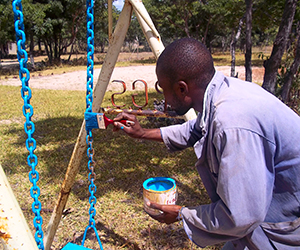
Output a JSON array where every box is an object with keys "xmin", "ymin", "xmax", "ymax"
[{"xmin": 85, "ymin": 112, "xmax": 135, "ymax": 131}]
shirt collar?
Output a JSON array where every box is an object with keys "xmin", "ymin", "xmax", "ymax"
[{"xmin": 200, "ymin": 71, "xmax": 225, "ymax": 134}]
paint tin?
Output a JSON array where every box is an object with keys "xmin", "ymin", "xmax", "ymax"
[{"xmin": 143, "ymin": 177, "xmax": 177, "ymax": 216}]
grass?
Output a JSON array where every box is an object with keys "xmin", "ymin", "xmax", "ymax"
[
  {"xmin": 0, "ymin": 85, "xmax": 223, "ymax": 249},
  {"xmin": 212, "ymin": 51, "xmax": 267, "ymax": 67}
]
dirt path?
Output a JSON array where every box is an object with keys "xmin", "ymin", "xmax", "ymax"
[{"xmin": 0, "ymin": 65, "xmax": 264, "ymax": 91}]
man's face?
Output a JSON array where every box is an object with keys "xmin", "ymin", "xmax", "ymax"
[{"xmin": 157, "ymin": 72, "xmax": 191, "ymax": 116}]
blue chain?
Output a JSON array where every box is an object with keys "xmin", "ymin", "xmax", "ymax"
[
  {"xmin": 12, "ymin": 1, "xmax": 44, "ymax": 249},
  {"xmin": 83, "ymin": 0, "xmax": 104, "ymax": 249}
]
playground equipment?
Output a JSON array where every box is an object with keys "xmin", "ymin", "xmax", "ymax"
[
  {"xmin": 0, "ymin": 165, "xmax": 39, "ymax": 249},
  {"xmin": 44, "ymin": 1, "xmax": 196, "ymax": 248},
  {"xmin": 1, "ymin": 0, "xmax": 197, "ymax": 249}
]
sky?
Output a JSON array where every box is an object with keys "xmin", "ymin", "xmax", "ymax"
[{"xmin": 113, "ymin": 0, "xmax": 124, "ymax": 10}]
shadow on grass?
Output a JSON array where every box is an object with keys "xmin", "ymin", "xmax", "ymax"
[
  {"xmin": 1, "ymin": 116, "xmax": 83, "ymax": 178},
  {"xmin": 1, "ymin": 114, "xmax": 208, "ymax": 203},
  {"xmin": 70, "ymin": 221, "xmax": 141, "ymax": 249},
  {"xmin": 68, "ymin": 220, "xmax": 191, "ymax": 250},
  {"xmin": 1, "ymin": 114, "xmax": 211, "ymax": 249}
]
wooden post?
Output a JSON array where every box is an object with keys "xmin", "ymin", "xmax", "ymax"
[
  {"xmin": 130, "ymin": 0, "xmax": 164, "ymax": 59},
  {"xmin": 0, "ymin": 164, "xmax": 39, "ymax": 250}
]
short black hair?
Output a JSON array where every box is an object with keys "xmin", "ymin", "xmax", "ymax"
[{"xmin": 157, "ymin": 38, "xmax": 215, "ymax": 87}]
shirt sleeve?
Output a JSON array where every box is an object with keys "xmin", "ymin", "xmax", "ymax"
[
  {"xmin": 160, "ymin": 116, "xmax": 202, "ymax": 152},
  {"xmin": 181, "ymin": 128, "xmax": 276, "ymax": 247}
]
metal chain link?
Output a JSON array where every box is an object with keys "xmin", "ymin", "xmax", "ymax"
[
  {"xmin": 12, "ymin": 1, "xmax": 44, "ymax": 249},
  {"xmin": 83, "ymin": 0, "xmax": 104, "ymax": 249}
]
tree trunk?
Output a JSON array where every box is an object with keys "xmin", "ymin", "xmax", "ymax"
[
  {"xmin": 202, "ymin": 16, "xmax": 211, "ymax": 46},
  {"xmin": 230, "ymin": 31, "xmax": 236, "ymax": 77},
  {"xmin": 0, "ymin": 45, "xmax": 3, "ymax": 67},
  {"xmin": 262, "ymin": 0, "xmax": 298, "ymax": 94},
  {"xmin": 67, "ymin": 42, "xmax": 74, "ymax": 62},
  {"xmin": 280, "ymin": 33, "xmax": 300, "ymax": 102},
  {"xmin": 54, "ymin": 35, "xmax": 58, "ymax": 63},
  {"xmin": 29, "ymin": 32, "xmax": 35, "ymax": 68},
  {"xmin": 245, "ymin": 0, "xmax": 252, "ymax": 82},
  {"xmin": 1, "ymin": 44, "xmax": 8, "ymax": 58},
  {"xmin": 43, "ymin": 39, "xmax": 50, "ymax": 64},
  {"xmin": 38, "ymin": 39, "xmax": 42, "ymax": 54},
  {"xmin": 230, "ymin": 18, "xmax": 243, "ymax": 77},
  {"xmin": 44, "ymin": 40, "xmax": 53, "ymax": 65}
]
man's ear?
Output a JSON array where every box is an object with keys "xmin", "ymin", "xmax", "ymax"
[{"xmin": 174, "ymin": 81, "xmax": 189, "ymax": 96}]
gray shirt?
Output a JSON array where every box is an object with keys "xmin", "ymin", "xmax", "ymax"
[{"xmin": 160, "ymin": 72, "xmax": 300, "ymax": 249}]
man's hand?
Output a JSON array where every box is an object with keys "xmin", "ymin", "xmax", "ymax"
[
  {"xmin": 113, "ymin": 112, "xmax": 145, "ymax": 138},
  {"xmin": 146, "ymin": 202, "xmax": 182, "ymax": 224},
  {"xmin": 113, "ymin": 112, "xmax": 163, "ymax": 142}
]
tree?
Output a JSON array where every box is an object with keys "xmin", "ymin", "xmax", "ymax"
[
  {"xmin": 38, "ymin": 0, "xmax": 86, "ymax": 64},
  {"xmin": 262, "ymin": 0, "xmax": 298, "ymax": 94},
  {"xmin": 0, "ymin": 0, "xmax": 15, "ymax": 59},
  {"xmin": 230, "ymin": 18, "xmax": 244, "ymax": 77},
  {"xmin": 144, "ymin": 0, "xmax": 201, "ymax": 42},
  {"xmin": 94, "ymin": 1, "xmax": 117, "ymax": 53},
  {"xmin": 124, "ymin": 13, "xmax": 147, "ymax": 53},
  {"xmin": 280, "ymin": 29, "xmax": 300, "ymax": 102},
  {"xmin": 245, "ymin": 0, "xmax": 252, "ymax": 82},
  {"xmin": 22, "ymin": 0, "xmax": 47, "ymax": 66},
  {"xmin": 144, "ymin": 0, "xmax": 246, "ymax": 50},
  {"xmin": 34, "ymin": 0, "xmax": 111, "ymax": 64}
]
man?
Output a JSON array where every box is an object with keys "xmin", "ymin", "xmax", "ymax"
[{"xmin": 113, "ymin": 38, "xmax": 300, "ymax": 249}]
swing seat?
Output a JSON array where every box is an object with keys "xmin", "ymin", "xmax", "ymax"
[{"xmin": 62, "ymin": 243, "xmax": 93, "ymax": 250}]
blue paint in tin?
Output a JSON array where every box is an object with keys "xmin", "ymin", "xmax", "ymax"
[
  {"xmin": 143, "ymin": 177, "xmax": 176, "ymax": 192},
  {"xmin": 62, "ymin": 243, "xmax": 92, "ymax": 250}
]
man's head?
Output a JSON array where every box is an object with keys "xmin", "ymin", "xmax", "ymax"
[{"xmin": 156, "ymin": 38, "xmax": 215, "ymax": 115}]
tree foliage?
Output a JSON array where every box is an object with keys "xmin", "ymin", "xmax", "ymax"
[
  {"xmin": 1, "ymin": 0, "xmax": 294, "ymax": 60},
  {"xmin": 1, "ymin": 0, "xmax": 299, "ymax": 104},
  {"xmin": 0, "ymin": 0, "xmax": 15, "ymax": 58},
  {"xmin": 0, "ymin": 0, "xmax": 114, "ymax": 64}
]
